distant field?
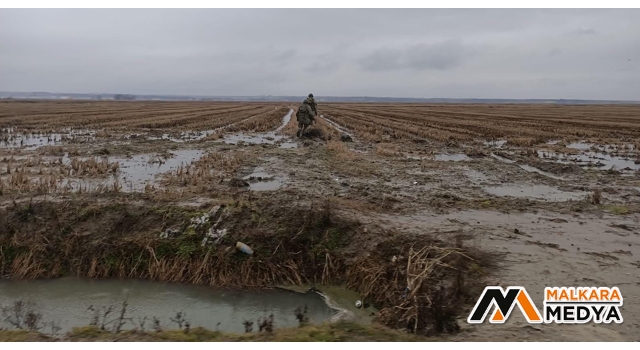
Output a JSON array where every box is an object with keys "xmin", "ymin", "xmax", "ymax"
[
  {"xmin": 321, "ymin": 103, "xmax": 640, "ymax": 145},
  {"xmin": 0, "ymin": 100, "xmax": 283, "ymax": 131},
  {"xmin": 2, "ymin": 101, "xmax": 640, "ymax": 147}
]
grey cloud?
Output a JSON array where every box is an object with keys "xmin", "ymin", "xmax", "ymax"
[
  {"xmin": 1, "ymin": 9, "xmax": 639, "ymax": 99},
  {"xmin": 271, "ymin": 49, "xmax": 296, "ymax": 63},
  {"xmin": 305, "ymin": 61, "xmax": 340, "ymax": 74},
  {"xmin": 573, "ymin": 27, "xmax": 597, "ymax": 35},
  {"xmin": 359, "ymin": 40, "xmax": 472, "ymax": 72}
]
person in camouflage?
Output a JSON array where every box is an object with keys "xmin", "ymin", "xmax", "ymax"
[
  {"xmin": 305, "ymin": 93, "xmax": 318, "ymax": 115},
  {"xmin": 296, "ymin": 98, "xmax": 316, "ymax": 138}
]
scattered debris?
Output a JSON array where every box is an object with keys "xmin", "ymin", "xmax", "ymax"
[
  {"xmin": 202, "ymin": 228, "xmax": 228, "ymax": 247},
  {"xmin": 159, "ymin": 228, "xmax": 181, "ymax": 239},
  {"xmin": 236, "ymin": 242, "xmax": 254, "ymax": 255}
]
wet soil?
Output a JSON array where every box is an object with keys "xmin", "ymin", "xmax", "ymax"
[{"xmin": 1, "ymin": 106, "xmax": 640, "ymax": 341}]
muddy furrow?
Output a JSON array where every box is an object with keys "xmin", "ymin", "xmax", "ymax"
[{"xmin": 318, "ymin": 114, "xmax": 355, "ymax": 139}]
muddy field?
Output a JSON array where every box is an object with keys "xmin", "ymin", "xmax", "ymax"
[{"xmin": 1, "ymin": 100, "xmax": 639, "ymax": 341}]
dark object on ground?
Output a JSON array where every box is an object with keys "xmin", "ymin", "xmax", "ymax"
[
  {"xmin": 340, "ymin": 134, "xmax": 353, "ymax": 142},
  {"xmin": 229, "ymin": 178, "xmax": 249, "ymax": 188},
  {"xmin": 302, "ymin": 128, "xmax": 324, "ymax": 139}
]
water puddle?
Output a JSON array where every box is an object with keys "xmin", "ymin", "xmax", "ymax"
[
  {"xmin": 518, "ymin": 164, "xmax": 565, "ymax": 180},
  {"xmin": 0, "ymin": 278, "xmax": 335, "ymax": 334},
  {"xmin": 435, "ymin": 153, "xmax": 470, "ymax": 162},
  {"xmin": 148, "ymin": 130, "xmax": 216, "ymax": 143},
  {"xmin": 58, "ymin": 149, "xmax": 204, "ymax": 192},
  {"xmin": 566, "ymin": 141, "xmax": 594, "ymax": 150},
  {"xmin": 223, "ymin": 109, "xmax": 293, "ymax": 146},
  {"xmin": 559, "ymin": 141, "xmax": 635, "ymax": 154},
  {"xmin": 243, "ymin": 167, "xmax": 286, "ymax": 191},
  {"xmin": 224, "ymin": 133, "xmax": 284, "ymax": 145},
  {"xmin": 484, "ymin": 139, "xmax": 507, "ymax": 148},
  {"xmin": 279, "ymin": 142, "xmax": 298, "ymax": 149},
  {"xmin": 537, "ymin": 150, "xmax": 640, "ymax": 171},
  {"xmin": 464, "ymin": 168, "xmax": 489, "ymax": 185},
  {"xmin": 483, "ymin": 184, "xmax": 587, "ymax": 201},
  {"xmin": 115, "ymin": 150, "xmax": 204, "ymax": 191},
  {"xmin": 274, "ymin": 108, "xmax": 293, "ymax": 133},
  {"xmin": 491, "ymin": 153, "xmax": 516, "ymax": 164},
  {"xmin": 0, "ymin": 129, "xmax": 96, "ymax": 150}
]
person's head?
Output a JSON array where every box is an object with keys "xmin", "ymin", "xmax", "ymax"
[
  {"xmin": 303, "ymin": 99, "xmax": 310, "ymax": 105},
  {"xmin": 308, "ymin": 93, "xmax": 314, "ymax": 98}
]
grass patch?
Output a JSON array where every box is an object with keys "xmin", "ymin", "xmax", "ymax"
[
  {"xmin": 605, "ymin": 205, "xmax": 630, "ymax": 215},
  {"xmin": 0, "ymin": 330, "xmax": 51, "ymax": 342}
]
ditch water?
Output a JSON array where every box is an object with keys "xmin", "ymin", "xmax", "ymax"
[{"xmin": 0, "ymin": 278, "xmax": 335, "ymax": 334}]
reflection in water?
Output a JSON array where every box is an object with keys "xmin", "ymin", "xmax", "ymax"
[{"xmin": 0, "ymin": 278, "xmax": 335, "ymax": 334}]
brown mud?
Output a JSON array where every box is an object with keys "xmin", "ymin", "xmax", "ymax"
[{"xmin": 2, "ymin": 101, "xmax": 640, "ymax": 341}]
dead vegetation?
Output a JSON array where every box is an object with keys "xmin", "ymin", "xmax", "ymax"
[
  {"xmin": 321, "ymin": 103, "xmax": 640, "ymax": 145},
  {"xmin": 0, "ymin": 101, "xmax": 291, "ymax": 145},
  {"xmin": 224, "ymin": 107, "xmax": 290, "ymax": 133},
  {"xmin": 0, "ymin": 198, "xmax": 490, "ymax": 336},
  {"xmin": 162, "ymin": 150, "xmax": 252, "ymax": 188}
]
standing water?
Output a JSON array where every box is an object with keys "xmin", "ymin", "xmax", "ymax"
[
  {"xmin": 223, "ymin": 109, "xmax": 294, "ymax": 145},
  {"xmin": 0, "ymin": 278, "xmax": 336, "ymax": 334}
]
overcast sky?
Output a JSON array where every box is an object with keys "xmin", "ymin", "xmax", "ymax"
[{"xmin": 1, "ymin": 9, "xmax": 639, "ymax": 99}]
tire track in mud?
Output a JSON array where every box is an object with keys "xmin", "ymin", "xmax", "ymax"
[
  {"xmin": 318, "ymin": 114, "xmax": 356, "ymax": 141},
  {"xmin": 213, "ymin": 107, "xmax": 290, "ymax": 134},
  {"xmin": 221, "ymin": 108, "xmax": 295, "ymax": 145}
]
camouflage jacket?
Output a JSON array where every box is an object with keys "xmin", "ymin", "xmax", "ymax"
[
  {"xmin": 304, "ymin": 97, "xmax": 318, "ymax": 114},
  {"xmin": 296, "ymin": 104, "xmax": 316, "ymax": 122}
]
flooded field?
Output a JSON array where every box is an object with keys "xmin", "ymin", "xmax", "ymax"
[{"xmin": 1, "ymin": 101, "xmax": 640, "ymax": 341}]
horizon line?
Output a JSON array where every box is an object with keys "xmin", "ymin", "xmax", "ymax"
[{"xmin": 1, "ymin": 90, "xmax": 638, "ymax": 103}]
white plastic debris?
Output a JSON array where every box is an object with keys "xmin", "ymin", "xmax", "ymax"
[
  {"xmin": 355, "ymin": 300, "xmax": 362, "ymax": 308},
  {"xmin": 236, "ymin": 242, "xmax": 254, "ymax": 255},
  {"xmin": 201, "ymin": 227, "xmax": 228, "ymax": 247},
  {"xmin": 160, "ymin": 228, "xmax": 181, "ymax": 239},
  {"xmin": 190, "ymin": 213, "xmax": 211, "ymax": 227}
]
